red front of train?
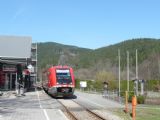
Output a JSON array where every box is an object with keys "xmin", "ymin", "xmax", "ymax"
[{"xmin": 42, "ymin": 65, "xmax": 75, "ymax": 97}]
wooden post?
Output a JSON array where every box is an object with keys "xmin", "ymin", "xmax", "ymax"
[{"xmin": 125, "ymin": 91, "xmax": 128, "ymax": 113}]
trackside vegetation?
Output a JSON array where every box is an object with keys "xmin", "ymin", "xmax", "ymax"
[
  {"xmin": 75, "ymin": 79, "xmax": 160, "ymax": 104},
  {"xmin": 75, "ymin": 79, "xmax": 160, "ymax": 92}
]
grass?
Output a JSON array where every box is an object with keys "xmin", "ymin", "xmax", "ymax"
[
  {"xmin": 136, "ymin": 107, "xmax": 160, "ymax": 120},
  {"xmin": 108, "ymin": 105, "xmax": 160, "ymax": 120},
  {"xmin": 109, "ymin": 108, "xmax": 132, "ymax": 120}
]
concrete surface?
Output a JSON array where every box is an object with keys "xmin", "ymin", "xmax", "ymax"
[{"xmin": 0, "ymin": 89, "xmax": 68, "ymax": 120}]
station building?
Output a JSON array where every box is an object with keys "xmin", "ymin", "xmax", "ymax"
[{"xmin": 0, "ymin": 36, "xmax": 37, "ymax": 91}]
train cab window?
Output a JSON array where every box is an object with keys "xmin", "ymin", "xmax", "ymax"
[{"xmin": 56, "ymin": 69, "xmax": 72, "ymax": 84}]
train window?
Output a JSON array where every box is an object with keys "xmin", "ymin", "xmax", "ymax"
[{"xmin": 56, "ymin": 70, "xmax": 72, "ymax": 84}]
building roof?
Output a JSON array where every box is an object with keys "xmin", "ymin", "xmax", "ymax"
[
  {"xmin": 0, "ymin": 58, "xmax": 28, "ymax": 64},
  {"xmin": 0, "ymin": 36, "xmax": 32, "ymax": 58}
]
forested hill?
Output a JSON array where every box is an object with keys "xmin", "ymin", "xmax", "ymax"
[
  {"xmin": 37, "ymin": 38, "xmax": 160, "ymax": 80},
  {"xmin": 37, "ymin": 42, "xmax": 93, "ymax": 68},
  {"xmin": 94, "ymin": 38, "xmax": 160, "ymax": 67}
]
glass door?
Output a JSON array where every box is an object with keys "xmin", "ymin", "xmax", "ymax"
[{"xmin": 4, "ymin": 73, "xmax": 17, "ymax": 90}]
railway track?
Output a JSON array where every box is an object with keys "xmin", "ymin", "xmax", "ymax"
[{"xmin": 57, "ymin": 99, "xmax": 106, "ymax": 120}]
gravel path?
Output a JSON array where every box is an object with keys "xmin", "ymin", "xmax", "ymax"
[
  {"xmin": 74, "ymin": 90, "xmax": 124, "ymax": 120},
  {"xmin": 75, "ymin": 91, "xmax": 123, "ymax": 108}
]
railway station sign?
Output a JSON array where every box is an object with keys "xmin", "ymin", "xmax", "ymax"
[
  {"xmin": 3, "ymin": 65, "xmax": 17, "ymax": 72},
  {"xmin": 80, "ymin": 81, "xmax": 87, "ymax": 88}
]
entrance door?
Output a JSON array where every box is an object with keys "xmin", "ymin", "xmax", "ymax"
[
  {"xmin": 5, "ymin": 73, "xmax": 17, "ymax": 90},
  {"xmin": 10, "ymin": 73, "xmax": 16, "ymax": 90}
]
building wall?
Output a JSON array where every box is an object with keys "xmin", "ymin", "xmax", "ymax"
[{"xmin": 0, "ymin": 36, "xmax": 32, "ymax": 90}]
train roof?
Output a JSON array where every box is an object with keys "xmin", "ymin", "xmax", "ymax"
[
  {"xmin": 42, "ymin": 65, "xmax": 72, "ymax": 73},
  {"xmin": 52, "ymin": 65, "xmax": 71, "ymax": 69}
]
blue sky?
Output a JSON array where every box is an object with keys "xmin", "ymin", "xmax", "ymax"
[{"xmin": 0, "ymin": 0, "xmax": 160, "ymax": 49}]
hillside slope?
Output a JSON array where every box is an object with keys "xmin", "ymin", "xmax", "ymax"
[
  {"xmin": 37, "ymin": 38, "xmax": 160, "ymax": 80},
  {"xmin": 37, "ymin": 42, "xmax": 93, "ymax": 68}
]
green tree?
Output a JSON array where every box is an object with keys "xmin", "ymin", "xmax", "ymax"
[{"xmin": 95, "ymin": 71, "xmax": 117, "ymax": 90}]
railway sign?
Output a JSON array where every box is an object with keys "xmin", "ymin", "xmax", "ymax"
[{"xmin": 80, "ymin": 81, "xmax": 87, "ymax": 88}]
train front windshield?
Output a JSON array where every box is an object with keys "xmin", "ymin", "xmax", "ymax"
[{"xmin": 56, "ymin": 69, "xmax": 72, "ymax": 84}]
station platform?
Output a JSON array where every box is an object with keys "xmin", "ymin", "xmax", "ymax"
[{"xmin": 0, "ymin": 89, "xmax": 68, "ymax": 120}]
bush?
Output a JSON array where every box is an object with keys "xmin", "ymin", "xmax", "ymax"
[
  {"xmin": 137, "ymin": 95, "xmax": 145, "ymax": 104},
  {"xmin": 146, "ymin": 80, "xmax": 160, "ymax": 91},
  {"xmin": 154, "ymin": 84, "xmax": 160, "ymax": 92},
  {"xmin": 120, "ymin": 92, "xmax": 145, "ymax": 104},
  {"xmin": 128, "ymin": 92, "xmax": 135, "ymax": 102},
  {"xmin": 120, "ymin": 91, "xmax": 134, "ymax": 102}
]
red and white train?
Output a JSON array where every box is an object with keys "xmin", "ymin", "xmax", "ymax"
[{"xmin": 42, "ymin": 65, "xmax": 75, "ymax": 97}]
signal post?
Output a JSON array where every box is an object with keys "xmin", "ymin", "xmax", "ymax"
[{"xmin": 132, "ymin": 95, "xmax": 137, "ymax": 120}]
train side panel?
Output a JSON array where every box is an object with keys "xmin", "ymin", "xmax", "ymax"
[
  {"xmin": 48, "ymin": 67, "xmax": 56, "ymax": 87},
  {"xmin": 70, "ymin": 67, "xmax": 75, "ymax": 87}
]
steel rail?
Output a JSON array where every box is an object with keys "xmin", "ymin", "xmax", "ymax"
[
  {"xmin": 72, "ymin": 100, "xmax": 106, "ymax": 120},
  {"xmin": 57, "ymin": 99, "xmax": 78, "ymax": 120}
]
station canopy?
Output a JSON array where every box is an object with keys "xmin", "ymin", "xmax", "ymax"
[{"xmin": 0, "ymin": 36, "xmax": 32, "ymax": 64}]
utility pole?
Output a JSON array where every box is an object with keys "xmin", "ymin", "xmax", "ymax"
[
  {"xmin": 135, "ymin": 49, "xmax": 138, "ymax": 96},
  {"xmin": 158, "ymin": 56, "xmax": 160, "ymax": 79},
  {"xmin": 127, "ymin": 51, "xmax": 129, "ymax": 92},
  {"xmin": 36, "ymin": 43, "xmax": 38, "ymax": 84},
  {"xmin": 118, "ymin": 49, "xmax": 121, "ymax": 99},
  {"xmin": 136, "ymin": 49, "xmax": 138, "ymax": 79}
]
